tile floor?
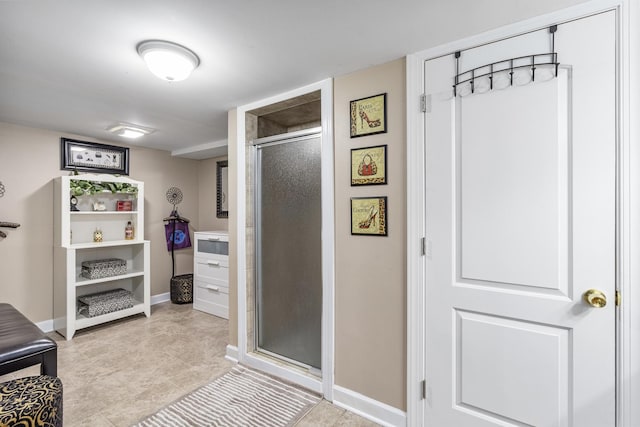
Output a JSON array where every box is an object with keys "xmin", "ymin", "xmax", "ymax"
[{"xmin": 0, "ymin": 302, "xmax": 379, "ymax": 426}]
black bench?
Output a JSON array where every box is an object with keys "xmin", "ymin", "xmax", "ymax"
[{"xmin": 0, "ymin": 303, "xmax": 57, "ymax": 377}]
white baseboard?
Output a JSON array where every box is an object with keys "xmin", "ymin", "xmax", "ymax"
[
  {"xmin": 150, "ymin": 292, "xmax": 170, "ymax": 305},
  {"xmin": 225, "ymin": 345, "xmax": 239, "ymax": 363},
  {"xmin": 36, "ymin": 319, "xmax": 54, "ymax": 333},
  {"xmin": 332, "ymin": 385, "xmax": 407, "ymax": 427}
]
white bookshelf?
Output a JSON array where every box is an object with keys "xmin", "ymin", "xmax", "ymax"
[{"xmin": 53, "ymin": 174, "xmax": 150, "ymax": 339}]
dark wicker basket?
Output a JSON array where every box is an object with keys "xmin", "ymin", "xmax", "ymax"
[{"xmin": 170, "ymin": 273, "xmax": 193, "ymax": 304}]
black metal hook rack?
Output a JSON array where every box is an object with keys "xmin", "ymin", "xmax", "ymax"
[{"xmin": 453, "ymin": 25, "xmax": 559, "ymax": 97}]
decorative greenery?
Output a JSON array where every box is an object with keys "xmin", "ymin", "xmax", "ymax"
[{"xmin": 70, "ymin": 179, "xmax": 138, "ymax": 197}]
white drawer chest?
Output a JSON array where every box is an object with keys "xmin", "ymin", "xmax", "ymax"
[{"xmin": 193, "ymin": 231, "xmax": 229, "ymax": 319}]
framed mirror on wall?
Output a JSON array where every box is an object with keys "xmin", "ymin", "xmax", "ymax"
[{"xmin": 217, "ymin": 160, "xmax": 228, "ymax": 218}]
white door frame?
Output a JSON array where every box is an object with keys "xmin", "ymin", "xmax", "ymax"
[
  {"xmin": 233, "ymin": 78, "xmax": 335, "ymax": 399},
  {"xmin": 406, "ymin": 1, "xmax": 639, "ymax": 426}
]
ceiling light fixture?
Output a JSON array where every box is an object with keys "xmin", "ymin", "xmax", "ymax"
[
  {"xmin": 106, "ymin": 123, "xmax": 155, "ymax": 139},
  {"xmin": 137, "ymin": 40, "xmax": 200, "ymax": 82}
]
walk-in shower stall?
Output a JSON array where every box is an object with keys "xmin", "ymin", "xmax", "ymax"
[{"xmin": 254, "ymin": 129, "xmax": 322, "ymax": 371}]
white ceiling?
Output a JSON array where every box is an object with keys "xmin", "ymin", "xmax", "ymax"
[{"xmin": 0, "ymin": 0, "xmax": 586, "ymax": 159}]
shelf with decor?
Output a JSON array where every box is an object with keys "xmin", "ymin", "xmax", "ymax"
[
  {"xmin": 69, "ymin": 240, "xmax": 142, "ymax": 249},
  {"xmin": 53, "ymin": 174, "xmax": 150, "ymax": 340},
  {"xmin": 75, "ymin": 271, "xmax": 146, "ymax": 286},
  {"xmin": 75, "ymin": 305, "xmax": 147, "ymax": 330},
  {"xmin": 70, "ymin": 211, "xmax": 138, "ymax": 215}
]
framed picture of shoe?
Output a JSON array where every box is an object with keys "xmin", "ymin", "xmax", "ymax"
[
  {"xmin": 351, "ymin": 144, "xmax": 387, "ymax": 186},
  {"xmin": 350, "ymin": 93, "xmax": 387, "ymax": 138},
  {"xmin": 351, "ymin": 196, "xmax": 387, "ymax": 236}
]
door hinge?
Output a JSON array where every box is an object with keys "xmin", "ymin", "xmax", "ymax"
[
  {"xmin": 421, "ymin": 379, "xmax": 427, "ymax": 400},
  {"xmin": 422, "ymin": 237, "xmax": 432, "ymax": 258},
  {"xmin": 616, "ymin": 290, "xmax": 621, "ymax": 307},
  {"xmin": 420, "ymin": 94, "xmax": 431, "ymax": 113}
]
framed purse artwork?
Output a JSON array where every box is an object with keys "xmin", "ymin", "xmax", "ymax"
[{"xmin": 351, "ymin": 145, "xmax": 387, "ymax": 186}]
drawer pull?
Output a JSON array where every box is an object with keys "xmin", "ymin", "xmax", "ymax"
[
  {"xmin": 205, "ymin": 285, "xmax": 220, "ymax": 292},
  {"xmin": 207, "ymin": 261, "xmax": 220, "ymax": 266}
]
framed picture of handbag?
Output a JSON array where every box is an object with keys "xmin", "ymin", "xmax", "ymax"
[
  {"xmin": 350, "ymin": 93, "xmax": 387, "ymax": 138},
  {"xmin": 351, "ymin": 144, "xmax": 387, "ymax": 186},
  {"xmin": 351, "ymin": 196, "xmax": 387, "ymax": 236}
]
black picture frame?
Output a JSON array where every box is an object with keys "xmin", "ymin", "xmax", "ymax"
[
  {"xmin": 216, "ymin": 160, "xmax": 228, "ymax": 218},
  {"xmin": 60, "ymin": 138, "xmax": 129, "ymax": 175},
  {"xmin": 350, "ymin": 196, "xmax": 387, "ymax": 236},
  {"xmin": 350, "ymin": 93, "xmax": 387, "ymax": 138},
  {"xmin": 351, "ymin": 144, "xmax": 387, "ymax": 186}
]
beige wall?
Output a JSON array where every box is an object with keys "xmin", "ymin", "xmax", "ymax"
[
  {"xmin": 334, "ymin": 59, "xmax": 406, "ymax": 409},
  {"xmin": 0, "ymin": 121, "xmax": 221, "ymax": 322},
  {"xmin": 128, "ymin": 141, "xmax": 198, "ymax": 286}
]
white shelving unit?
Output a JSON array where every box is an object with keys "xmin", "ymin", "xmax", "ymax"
[{"xmin": 53, "ymin": 174, "xmax": 150, "ymax": 339}]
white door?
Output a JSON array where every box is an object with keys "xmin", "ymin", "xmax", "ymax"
[{"xmin": 425, "ymin": 11, "xmax": 616, "ymax": 427}]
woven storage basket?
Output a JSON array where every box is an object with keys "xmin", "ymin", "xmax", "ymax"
[
  {"xmin": 77, "ymin": 288, "xmax": 134, "ymax": 317},
  {"xmin": 170, "ymin": 274, "xmax": 193, "ymax": 304},
  {"xmin": 81, "ymin": 258, "xmax": 126, "ymax": 279}
]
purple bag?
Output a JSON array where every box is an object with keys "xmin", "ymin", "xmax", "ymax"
[{"xmin": 165, "ymin": 221, "xmax": 192, "ymax": 250}]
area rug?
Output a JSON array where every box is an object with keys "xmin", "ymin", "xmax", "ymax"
[{"xmin": 133, "ymin": 365, "xmax": 320, "ymax": 427}]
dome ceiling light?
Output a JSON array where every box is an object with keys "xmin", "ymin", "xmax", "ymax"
[{"xmin": 137, "ymin": 40, "xmax": 200, "ymax": 82}]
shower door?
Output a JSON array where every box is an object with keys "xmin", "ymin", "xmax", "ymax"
[{"xmin": 255, "ymin": 130, "xmax": 322, "ymax": 370}]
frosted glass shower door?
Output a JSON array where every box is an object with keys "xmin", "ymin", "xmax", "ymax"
[{"xmin": 256, "ymin": 132, "xmax": 322, "ymax": 370}]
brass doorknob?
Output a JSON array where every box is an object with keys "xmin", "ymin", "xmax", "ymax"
[{"xmin": 583, "ymin": 289, "xmax": 607, "ymax": 308}]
